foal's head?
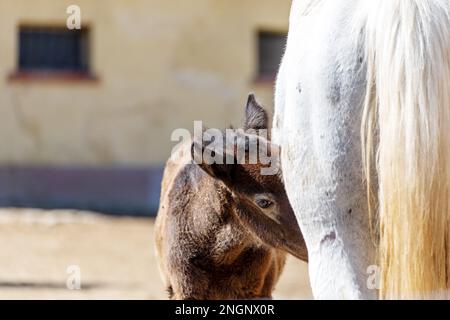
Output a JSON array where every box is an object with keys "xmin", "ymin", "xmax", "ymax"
[{"xmin": 192, "ymin": 94, "xmax": 307, "ymax": 261}]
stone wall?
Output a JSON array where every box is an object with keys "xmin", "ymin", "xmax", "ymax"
[{"xmin": 0, "ymin": 0, "xmax": 290, "ymax": 166}]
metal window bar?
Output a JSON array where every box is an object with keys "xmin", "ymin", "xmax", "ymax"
[
  {"xmin": 258, "ymin": 32, "xmax": 287, "ymax": 77},
  {"xmin": 18, "ymin": 26, "xmax": 89, "ymax": 72}
]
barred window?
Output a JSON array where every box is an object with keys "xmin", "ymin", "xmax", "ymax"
[
  {"xmin": 257, "ymin": 31, "xmax": 287, "ymax": 79},
  {"xmin": 18, "ymin": 26, "xmax": 90, "ymax": 73}
]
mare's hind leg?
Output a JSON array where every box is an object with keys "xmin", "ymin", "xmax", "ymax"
[{"xmin": 277, "ymin": 0, "xmax": 377, "ymax": 299}]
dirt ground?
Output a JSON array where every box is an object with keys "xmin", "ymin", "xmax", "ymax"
[{"xmin": 0, "ymin": 208, "xmax": 312, "ymax": 300}]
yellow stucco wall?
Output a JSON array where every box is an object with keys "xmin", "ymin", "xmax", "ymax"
[{"xmin": 0, "ymin": 0, "xmax": 290, "ymax": 166}]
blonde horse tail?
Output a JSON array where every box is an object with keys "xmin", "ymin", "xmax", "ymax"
[{"xmin": 361, "ymin": 0, "xmax": 450, "ymax": 299}]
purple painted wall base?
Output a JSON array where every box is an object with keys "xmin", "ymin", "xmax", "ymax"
[{"xmin": 0, "ymin": 166, "xmax": 164, "ymax": 216}]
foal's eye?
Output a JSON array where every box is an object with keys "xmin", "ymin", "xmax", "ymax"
[{"xmin": 256, "ymin": 198, "xmax": 273, "ymax": 209}]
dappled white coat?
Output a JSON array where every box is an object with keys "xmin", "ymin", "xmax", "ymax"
[
  {"xmin": 273, "ymin": 0, "xmax": 376, "ymax": 299},
  {"xmin": 275, "ymin": 0, "xmax": 450, "ymax": 300}
]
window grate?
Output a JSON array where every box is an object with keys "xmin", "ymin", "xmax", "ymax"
[
  {"xmin": 18, "ymin": 26, "xmax": 90, "ymax": 72},
  {"xmin": 257, "ymin": 31, "xmax": 287, "ymax": 78}
]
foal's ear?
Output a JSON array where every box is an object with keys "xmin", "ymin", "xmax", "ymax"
[
  {"xmin": 244, "ymin": 94, "xmax": 268, "ymax": 131},
  {"xmin": 191, "ymin": 141, "xmax": 234, "ymax": 184}
]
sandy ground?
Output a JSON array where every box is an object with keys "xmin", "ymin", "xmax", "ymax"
[{"xmin": 0, "ymin": 208, "xmax": 312, "ymax": 300}]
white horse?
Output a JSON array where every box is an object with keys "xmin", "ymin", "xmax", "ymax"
[{"xmin": 274, "ymin": 0, "xmax": 450, "ymax": 299}]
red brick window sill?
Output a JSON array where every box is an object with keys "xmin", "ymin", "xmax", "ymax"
[
  {"xmin": 8, "ymin": 71, "xmax": 99, "ymax": 83},
  {"xmin": 253, "ymin": 74, "xmax": 276, "ymax": 85}
]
